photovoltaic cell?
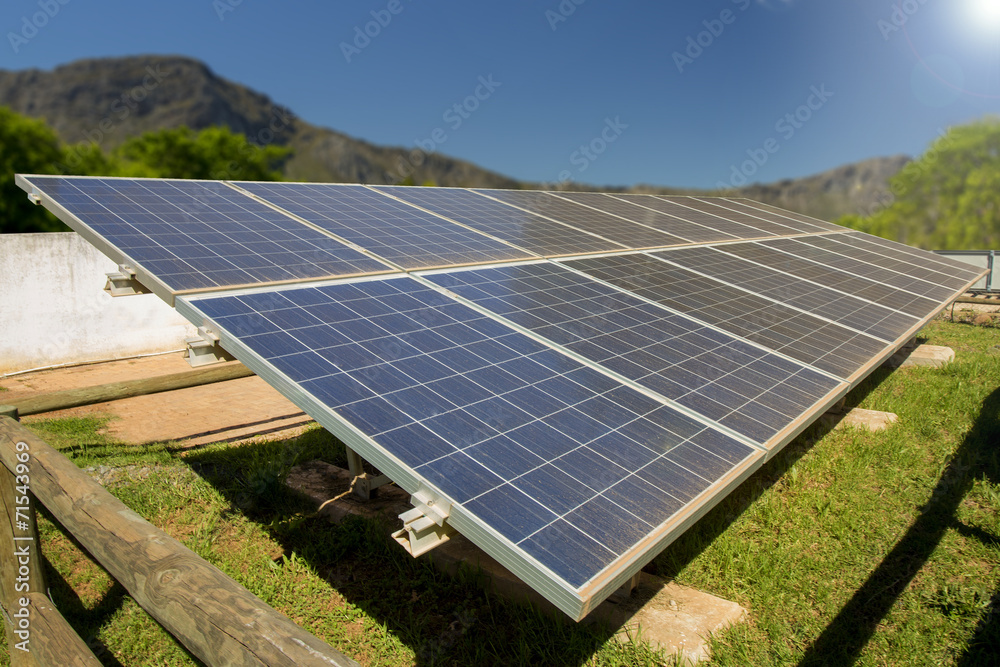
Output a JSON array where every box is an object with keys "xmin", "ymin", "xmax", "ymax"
[
  {"xmin": 840, "ymin": 232, "xmax": 987, "ymax": 281},
  {"xmin": 179, "ymin": 277, "xmax": 757, "ymax": 596},
  {"xmin": 236, "ymin": 181, "xmax": 532, "ymax": 269},
  {"xmin": 371, "ymin": 185, "xmax": 623, "ymax": 256},
  {"xmin": 608, "ymin": 194, "xmax": 778, "ymax": 240},
  {"xmin": 474, "ymin": 189, "xmax": 689, "ymax": 249},
  {"xmin": 671, "ymin": 197, "xmax": 808, "ymax": 236},
  {"xmin": 22, "ymin": 176, "xmax": 391, "ymax": 293},
  {"xmin": 822, "ymin": 233, "xmax": 979, "ymax": 291},
  {"xmin": 732, "ymin": 198, "xmax": 844, "ymax": 231},
  {"xmin": 703, "ymin": 198, "xmax": 842, "ymax": 233},
  {"xmin": 653, "ymin": 246, "xmax": 919, "ymax": 342},
  {"xmin": 563, "ymin": 253, "xmax": 888, "ymax": 380},
  {"xmin": 785, "ymin": 236, "xmax": 957, "ymax": 302},
  {"xmin": 551, "ymin": 191, "xmax": 739, "ymax": 244},
  {"xmin": 718, "ymin": 241, "xmax": 942, "ymax": 319},
  {"xmin": 427, "ymin": 263, "xmax": 842, "ymax": 445}
]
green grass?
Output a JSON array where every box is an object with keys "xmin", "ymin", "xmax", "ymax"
[{"xmin": 2, "ymin": 318, "xmax": 999, "ymax": 666}]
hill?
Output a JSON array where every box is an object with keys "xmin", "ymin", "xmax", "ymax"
[{"xmin": 0, "ymin": 54, "xmax": 905, "ymax": 218}]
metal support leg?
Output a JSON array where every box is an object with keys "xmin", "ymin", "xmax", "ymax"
[{"xmin": 343, "ymin": 446, "xmax": 392, "ymax": 501}]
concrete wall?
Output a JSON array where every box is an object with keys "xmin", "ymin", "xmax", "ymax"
[{"xmin": 1, "ymin": 233, "xmax": 195, "ymax": 374}]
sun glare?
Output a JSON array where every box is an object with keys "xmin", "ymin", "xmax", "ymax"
[{"xmin": 970, "ymin": 0, "xmax": 1000, "ymax": 26}]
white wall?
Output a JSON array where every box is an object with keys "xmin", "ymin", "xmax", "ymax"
[{"xmin": 0, "ymin": 233, "xmax": 195, "ymax": 374}]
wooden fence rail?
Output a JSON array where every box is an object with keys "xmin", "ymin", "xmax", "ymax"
[{"xmin": 0, "ymin": 416, "xmax": 359, "ymax": 667}]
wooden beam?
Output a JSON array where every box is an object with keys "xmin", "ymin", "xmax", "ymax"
[
  {"xmin": 0, "ymin": 460, "xmax": 100, "ymax": 665},
  {"xmin": 0, "ymin": 417, "xmax": 359, "ymax": 667},
  {"xmin": 12, "ymin": 363, "xmax": 253, "ymax": 417}
]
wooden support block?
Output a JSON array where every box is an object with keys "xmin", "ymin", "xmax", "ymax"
[{"xmin": 0, "ymin": 406, "xmax": 17, "ymax": 420}]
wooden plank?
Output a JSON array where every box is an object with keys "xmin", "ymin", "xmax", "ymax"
[
  {"xmin": 13, "ymin": 363, "xmax": 254, "ymax": 416},
  {"xmin": 0, "ymin": 417, "xmax": 359, "ymax": 667}
]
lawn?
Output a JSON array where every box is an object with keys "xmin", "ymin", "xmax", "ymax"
[{"xmin": 1, "ymin": 318, "xmax": 998, "ymax": 666}]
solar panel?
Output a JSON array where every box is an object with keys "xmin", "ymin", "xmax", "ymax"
[
  {"xmin": 651, "ymin": 245, "xmax": 920, "ymax": 343},
  {"xmin": 475, "ymin": 189, "xmax": 689, "ymax": 249},
  {"xmin": 235, "ymin": 181, "xmax": 533, "ymax": 269},
  {"xmin": 17, "ymin": 173, "xmax": 987, "ymax": 622},
  {"xmin": 563, "ymin": 252, "xmax": 889, "ymax": 380},
  {"xmin": 550, "ymin": 191, "xmax": 739, "ymax": 244},
  {"xmin": 821, "ymin": 233, "xmax": 980, "ymax": 291},
  {"xmin": 718, "ymin": 240, "xmax": 943, "ymax": 319},
  {"xmin": 176, "ymin": 276, "xmax": 760, "ymax": 617},
  {"xmin": 607, "ymin": 193, "xmax": 779, "ymax": 240},
  {"xmin": 371, "ymin": 185, "xmax": 624, "ymax": 256},
  {"xmin": 731, "ymin": 198, "xmax": 845, "ymax": 232},
  {"xmin": 782, "ymin": 236, "xmax": 957, "ymax": 302},
  {"xmin": 17, "ymin": 176, "xmax": 393, "ymax": 303},
  {"xmin": 706, "ymin": 198, "xmax": 842, "ymax": 233},
  {"xmin": 426, "ymin": 262, "xmax": 843, "ymax": 445},
  {"xmin": 842, "ymin": 232, "xmax": 987, "ymax": 281},
  {"xmin": 666, "ymin": 197, "xmax": 809, "ymax": 236}
]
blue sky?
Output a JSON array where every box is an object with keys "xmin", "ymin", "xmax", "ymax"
[{"xmin": 3, "ymin": 0, "xmax": 1000, "ymax": 189}]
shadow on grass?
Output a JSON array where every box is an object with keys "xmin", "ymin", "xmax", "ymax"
[
  {"xmin": 182, "ymin": 430, "xmax": 649, "ymax": 667},
  {"xmin": 795, "ymin": 386, "xmax": 1000, "ymax": 667},
  {"xmin": 37, "ymin": 504, "xmax": 129, "ymax": 667}
]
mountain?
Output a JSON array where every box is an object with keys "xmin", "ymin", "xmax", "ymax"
[{"xmin": 0, "ymin": 55, "xmax": 905, "ymax": 219}]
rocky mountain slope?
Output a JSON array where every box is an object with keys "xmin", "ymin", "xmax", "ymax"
[{"xmin": 0, "ymin": 54, "xmax": 906, "ymax": 219}]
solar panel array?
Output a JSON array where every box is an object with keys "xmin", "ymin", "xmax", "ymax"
[{"xmin": 17, "ymin": 173, "xmax": 985, "ymax": 621}]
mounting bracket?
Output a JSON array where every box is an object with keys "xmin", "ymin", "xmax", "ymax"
[
  {"xmin": 392, "ymin": 487, "xmax": 455, "ymax": 557},
  {"xmin": 344, "ymin": 446, "xmax": 392, "ymax": 500},
  {"xmin": 184, "ymin": 325, "xmax": 236, "ymax": 367},
  {"xmin": 105, "ymin": 264, "xmax": 152, "ymax": 297}
]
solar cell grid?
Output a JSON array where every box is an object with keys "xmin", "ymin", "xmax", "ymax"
[
  {"xmin": 371, "ymin": 185, "xmax": 623, "ymax": 256},
  {"xmin": 732, "ymin": 198, "xmax": 844, "ymax": 231},
  {"xmin": 474, "ymin": 189, "xmax": 688, "ymax": 249},
  {"xmin": 788, "ymin": 236, "xmax": 956, "ymax": 301},
  {"xmin": 705, "ymin": 198, "xmax": 841, "ymax": 233},
  {"xmin": 428, "ymin": 263, "xmax": 842, "ymax": 444},
  {"xmin": 720, "ymin": 241, "xmax": 942, "ymax": 319},
  {"xmin": 22, "ymin": 176, "xmax": 390, "ymax": 294},
  {"xmin": 610, "ymin": 194, "xmax": 777, "ymax": 240},
  {"xmin": 181, "ymin": 277, "xmax": 757, "ymax": 596},
  {"xmin": 841, "ymin": 232, "xmax": 987, "ymax": 280},
  {"xmin": 674, "ymin": 197, "xmax": 808, "ymax": 236},
  {"xmin": 551, "ymin": 191, "xmax": 739, "ymax": 244},
  {"xmin": 824, "ymin": 233, "xmax": 979, "ymax": 290},
  {"xmin": 236, "ymin": 181, "xmax": 532, "ymax": 269},
  {"xmin": 653, "ymin": 246, "xmax": 919, "ymax": 342},
  {"xmin": 563, "ymin": 253, "xmax": 888, "ymax": 380}
]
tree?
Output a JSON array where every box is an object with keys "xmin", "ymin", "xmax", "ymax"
[
  {"xmin": 839, "ymin": 118, "xmax": 1000, "ymax": 249},
  {"xmin": 0, "ymin": 107, "xmax": 70, "ymax": 233},
  {"xmin": 113, "ymin": 126, "xmax": 290, "ymax": 181}
]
